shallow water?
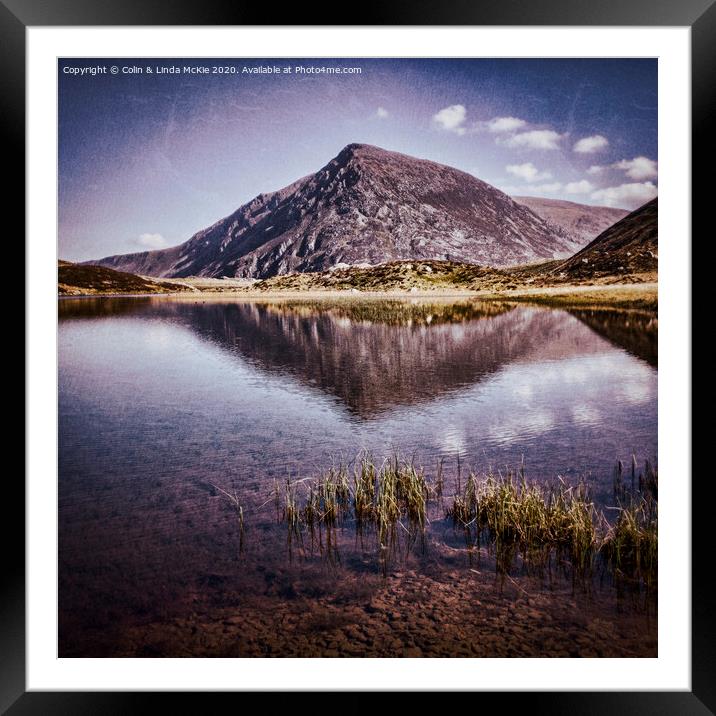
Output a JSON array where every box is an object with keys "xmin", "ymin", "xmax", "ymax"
[{"xmin": 58, "ymin": 296, "xmax": 658, "ymax": 657}]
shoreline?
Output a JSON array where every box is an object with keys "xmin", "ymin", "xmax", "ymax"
[{"xmin": 58, "ymin": 281, "xmax": 658, "ymax": 310}]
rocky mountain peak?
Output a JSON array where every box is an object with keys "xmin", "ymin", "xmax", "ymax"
[{"xmin": 88, "ymin": 144, "xmax": 586, "ymax": 279}]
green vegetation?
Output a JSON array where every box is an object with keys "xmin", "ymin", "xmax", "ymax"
[
  {"xmin": 241, "ymin": 453, "xmax": 658, "ymax": 588},
  {"xmin": 603, "ymin": 458, "xmax": 658, "ymax": 585},
  {"xmin": 447, "ymin": 460, "xmax": 657, "ymax": 586},
  {"xmin": 447, "ymin": 472, "xmax": 600, "ymax": 574},
  {"xmin": 274, "ymin": 456, "xmax": 434, "ymax": 575}
]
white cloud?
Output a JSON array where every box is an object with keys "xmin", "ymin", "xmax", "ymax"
[
  {"xmin": 136, "ymin": 232, "xmax": 169, "ymax": 249},
  {"xmin": 499, "ymin": 129, "xmax": 562, "ymax": 150},
  {"xmin": 573, "ymin": 135, "xmax": 609, "ymax": 153},
  {"xmin": 486, "ymin": 116, "xmax": 527, "ymax": 133},
  {"xmin": 432, "ymin": 104, "xmax": 467, "ymax": 134},
  {"xmin": 565, "ymin": 179, "xmax": 595, "ymax": 195},
  {"xmin": 375, "ymin": 106, "xmax": 389, "ymax": 119},
  {"xmin": 612, "ymin": 156, "xmax": 658, "ymax": 180},
  {"xmin": 505, "ymin": 162, "xmax": 552, "ymax": 183},
  {"xmin": 586, "ymin": 165, "xmax": 604, "ymax": 175},
  {"xmin": 590, "ymin": 181, "xmax": 658, "ymax": 209}
]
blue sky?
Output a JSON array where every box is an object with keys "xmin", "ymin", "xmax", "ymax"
[{"xmin": 59, "ymin": 58, "xmax": 657, "ymax": 261}]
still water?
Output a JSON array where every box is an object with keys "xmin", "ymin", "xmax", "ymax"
[{"xmin": 58, "ymin": 297, "xmax": 658, "ymax": 657}]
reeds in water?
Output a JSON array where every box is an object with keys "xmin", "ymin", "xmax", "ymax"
[
  {"xmin": 211, "ymin": 483, "xmax": 245, "ymax": 555},
  {"xmin": 224, "ymin": 454, "xmax": 656, "ymax": 590},
  {"xmin": 447, "ymin": 473, "xmax": 599, "ymax": 574},
  {"xmin": 604, "ymin": 459, "xmax": 658, "ymax": 585},
  {"xmin": 275, "ymin": 453, "xmax": 431, "ymax": 574},
  {"xmin": 447, "ymin": 462, "xmax": 657, "ymax": 586}
]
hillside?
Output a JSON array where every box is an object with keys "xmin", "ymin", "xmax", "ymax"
[
  {"xmin": 553, "ymin": 199, "xmax": 657, "ymax": 279},
  {"xmin": 514, "ymin": 196, "xmax": 628, "ymax": 244},
  {"xmin": 58, "ymin": 260, "xmax": 190, "ymax": 296}
]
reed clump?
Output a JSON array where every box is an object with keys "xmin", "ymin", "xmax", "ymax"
[
  {"xmin": 603, "ymin": 458, "xmax": 658, "ymax": 585},
  {"xmin": 275, "ymin": 453, "xmax": 432, "ymax": 573},
  {"xmin": 446, "ymin": 473, "xmax": 599, "ymax": 572},
  {"xmin": 447, "ymin": 462, "xmax": 657, "ymax": 585},
  {"xmin": 602, "ymin": 500, "xmax": 658, "ymax": 585}
]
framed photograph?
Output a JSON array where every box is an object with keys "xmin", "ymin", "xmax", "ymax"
[{"xmin": 10, "ymin": 0, "xmax": 707, "ymax": 710}]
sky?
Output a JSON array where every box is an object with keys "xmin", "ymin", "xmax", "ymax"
[{"xmin": 59, "ymin": 58, "xmax": 657, "ymax": 262}]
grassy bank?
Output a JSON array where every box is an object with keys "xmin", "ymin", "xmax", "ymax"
[
  {"xmin": 60, "ymin": 259, "xmax": 657, "ymax": 310},
  {"xmin": 246, "ymin": 259, "xmax": 656, "ymax": 297},
  {"xmin": 214, "ymin": 282, "xmax": 657, "ymax": 312},
  {"xmin": 158, "ymin": 279, "xmax": 657, "ymax": 313}
]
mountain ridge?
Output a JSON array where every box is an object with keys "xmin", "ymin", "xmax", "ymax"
[
  {"xmin": 88, "ymin": 143, "xmax": 587, "ymax": 279},
  {"xmin": 513, "ymin": 196, "xmax": 629, "ymax": 244}
]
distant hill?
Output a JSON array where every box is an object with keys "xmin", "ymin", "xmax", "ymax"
[
  {"xmin": 553, "ymin": 199, "xmax": 657, "ymax": 279},
  {"xmin": 87, "ymin": 143, "xmax": 582, "ymax": 279},
  {"xmin": 514, "ymin": 196, "xmax": 628, "ymax": 244},
  {"xmin": 58, "ymin": 260, "xmax": 190, "ymax": 295}
]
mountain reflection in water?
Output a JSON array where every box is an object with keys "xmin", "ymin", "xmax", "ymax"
[{"xmin": 59, "ymin": 297, "xmax": 657, "ymax": 418}]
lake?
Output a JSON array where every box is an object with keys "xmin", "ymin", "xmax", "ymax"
[{"xmin": 58, "ymin": 296, "xmax": 658, "ymax": 657}]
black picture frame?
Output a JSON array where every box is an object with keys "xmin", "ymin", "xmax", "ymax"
[{"xmin": 8, "ymin": 1, "xmax": 707, "ymax": 711}]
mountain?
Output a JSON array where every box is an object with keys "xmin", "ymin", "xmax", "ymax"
[
  {"xmin": 554, "ymin": 198, "xmax": 657, "ymax": 278},
  {"xmin": 88, "ymin": 144, "xmax": 583, "ymax": 279},
  {"xmin": 514, "ymin": 196, "xmax": 629, "ymax": 244}
]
